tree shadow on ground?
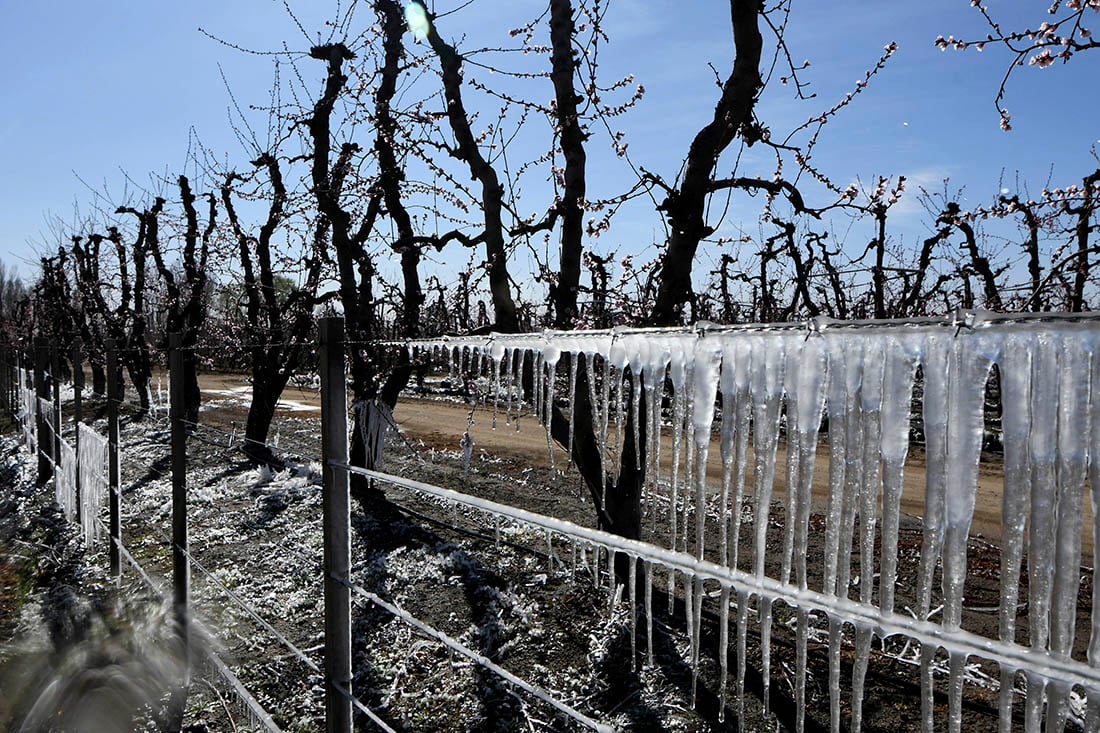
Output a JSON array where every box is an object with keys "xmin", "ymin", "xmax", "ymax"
[{"xmin": 349, "ymin": 489, "xmax": 524, "ymax": 732}]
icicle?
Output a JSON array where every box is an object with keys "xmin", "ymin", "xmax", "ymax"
[
  {"xmin": 77, "ymin": 424, "xmax": 109, "ymax": 545},
  {"xmin": 1045, "ymin": 680, "xmax": 1072, "ymax": 733},
  {"xmin": 680, "ymin": 355, "xmax": 697, "ymax": 555},
  {"xmin": 584, "ymin": 352, "xmax": 606, "ymax": 501},
  {"xmin": 1024, "ymin": 672, "xmax": 1046, "ymax": 731},
  {"xmin": 855, "ymin": 341, "xmax": 885, "ymax": 607},
  {"xmin": 729, "ymin": 341, "xmax": 752, "ymax": 570},
  {"xmin": 610, "ymin": 338, "xmax": 629, "ymax": 482},
  {"xmin": 1028, "ymin": 337, "xmax": 1059, "ymax": 661},
  {"xmin": 493, "ymin": 515, "xmax": 500, "ymax": 549},
  {"xmin": 735, "ymin": 589, "xmax": 751, "ymax": 725},
  {"xmin": 545, "ymin": 530, "xmax": 554, "ymax": 574},
  {"xmin": 567, "ymin": 352, "xmax": 579, "ymax": 468},
  {"xmin": 718, "ymin": 585, "xmax": 731, "ymax": 723},
  {"xmin": 759, "ymin": 597, "xmax": 773, "ymax": 716},
  {"xmin": 668, "ymin": 341, "xmax": 688, "ymax": 554},
  {"xmin": 836, "ymin": 339, "xmax": 864, "ymax": 599},
  {"xmin": 829, "ymin": 614, "xmax": 843, "ymax": 733},
  {"xmin": 1051, "ymin": 336, "xmax": 1089, "ymax": 661},
  {"xmin": 629, "ymin": 555, "xmax": 637, "ymax": 671},
  {"xmin": 534, "ymin": 350, "xmax": 543, "ymax": 428},
  {"xmin": 504, "ymin": 347, "xmax": 514, "ymax": 425},
  {"xmin": 460, "ymin": 411, "xmax": 474, "ymax": 477},
  {"xmin": 542, "ymin": 345, "xmax": 560, "ymax": 468},
  {"xmin": 692, "ymin": 342, "xmax": 721, "ymax": 563},
  {"xmin": 719, "ymin": 345, "xmax": 737, "ymax": 566},
  {"xmin": 491, "ymin": 341, "xmax": 505, "ymax": 429},
  {"xmin": 999, "ymin": 666, "xmax": 1018, "ymax": 733},
  {"xmin": 608, "ymin": 549, "xmax": 618, "ymax": 616},
  {"xmin": 685, "ymin": 575, "xmax": 696, "ymax": 705},
  {"xmin": 920, "ymin": 642, "xmax": 938, "ymax": 733},
  {"xmin": 751, "ymin": 338, "xmax": 787, "ymax": 580},
  {"xmin": 793, "ymin": 338, "xmax": 828, "ymax": 591},
  {"xmin": 795, "ymin": 606, "xmax": 808, "ymax": 733},
  {"xmin": 645, "ymin": 560, "xmax": 655, "ymax": 668},
  {"xmin": 941, "ymin": 336, "xmax": 992, "ymax": 632},
  {"xmin": 782, "ymin": 348, "xmax": 802, "ymax": 586},
  {"xmin": 850, "ymin": 624, "xmax": 873, "ymax": 733},
  {"xmin": 916, "ymin": 335, "xmax": 950, "ymax": 619},
  {"xmin": 1003, "ymin": 334, "xmax": 1034, "ymax": 660},
  {"xmin": 691, "ymin": 576, "xmax": 704, "ymax": 704},
  {"xmin": 599, "ymin": 351, "xmax": 613, "ymax": 496},
  {"xmin": 644, "ymin": 345, "xmax": 666, "ymax": 534},
  {"xmin": 823, "ymin": 342, "xmax": 849, "ymax": 598},
  {"xmin": 593, "ymin": 544, "xmax": 601, "ymax": 588},
  {"xmin": 879, "ymin": 337, "xmax": 918, "ymax": 613},
  {"xmin": 947, "ymin": 649, "xmax": 966, "ymax": 733},
  {"xmin": 1089, "ymin": 339, "xmax": 1100, "ymax": 713},
  {"xmin": 513, "ymin": 348, "xmax": 527, "ymax": 430}
]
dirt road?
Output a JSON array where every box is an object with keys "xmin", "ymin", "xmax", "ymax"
[{"xmin": 194, "ymin": 371, "xmax": 1090, "ymax": 555}]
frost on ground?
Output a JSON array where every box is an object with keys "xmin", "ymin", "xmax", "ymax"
[{"xmin": 0, "ymin": 409, "xmax": 735, "ymax": 732}]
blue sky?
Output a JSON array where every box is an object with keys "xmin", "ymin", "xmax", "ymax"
[{"xmin": 2, "ymin": 1, "xmax": 1098, "ymax": 288}]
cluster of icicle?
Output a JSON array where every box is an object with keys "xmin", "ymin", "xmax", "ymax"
[
  {"xmin": 18, "ymin": 372, "xmax": 35, "ymax": 450},
  {"xmin": 77, "ymin": 422, "xmax": 109, "ymax": 546},
  {"xmin": 55, "ymin": 436, "xmax": 77, "ymax": 522},
  {"xmin": 407, "ymin": 314, "xmax": 1100, "ymax": 733}
]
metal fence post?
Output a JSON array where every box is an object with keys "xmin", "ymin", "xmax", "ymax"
[
  {"xmin": 167, "ymin": 332, "xmax": 191, "ymax": 732},
  {"xmin": 51, "ymin": 346, "xmax": 62, "ymax": 481},
  {"xmin": 169, "ymin": 333, "xmax": 190, "ymax": 657},
  {"xmin": 319, "ymin": 317, "xmax": 352, "ymax": 733},
  {"xmin": 34, "ymin": 337, "xmax": 51, "ymax": 485},
  {"xmin": 106, "ymin": 339, "xmax": 121, "ymax": 578},
  {"xmin": 73, "ymin": 341, "xmax": 84, "ymax": 518}
]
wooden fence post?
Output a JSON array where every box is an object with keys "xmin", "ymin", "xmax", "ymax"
[
  {"xmin": 106, "ymin": 339, "xmax": 121, "ymax": 578},
  {"xmin": 34, "ymin": 337, "xmax": 51, "ymax": 485},
  {"xmin": 319, "ymin": 317, "xmax": 352, "ymax": 733}
]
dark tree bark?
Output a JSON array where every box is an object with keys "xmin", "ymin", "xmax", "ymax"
[
  {"xmin": 147, "ymin": 177, "xmax": 215, "ymax": 427},
  {"xmin": 1067, "ymin": 169, "xmax": 1100, "ymax": 312},
  {"xmin": 113, "ymin": 200, "xmax": 165, "ymax": 416},
  {"xmin": 222, "ymin": 153, "xmax": 328, "ymax": 465},
  {"xmin": 548, "ymin": 0, "xmax": 587, "ymax": 329},
  {"xmin": 943, "ymin": 202, "xmax": 1003, "ymax": 311},
  {"xmin": 420, "ymin": 3, "xmax": 519, "ymax": 333},
  {"xmin": 1000, "ymin": 194, "xmax": 1045, "ymax": 311},
  {"xmin": 650, "ymin": 1, "xmax": 764, "ymax": 326}
]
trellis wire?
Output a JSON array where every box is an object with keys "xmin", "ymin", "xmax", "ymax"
[{"xmin": 343, "ymin": 465, "xmax": 1100, "ymax": 694}]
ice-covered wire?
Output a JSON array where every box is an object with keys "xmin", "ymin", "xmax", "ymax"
[
  {"xmin": 102, "ymin": 522, "xmax": 285, "ymax": 733},
  {"xmin": 341, "ymin": 578, "xmax": 613, "ymax": 733},
  {"xmin": 332, "ymin": 682, "xmax": 398, "ymax": 733},
  {"xmin": 180, "ymin": 542, "xmax": 322, "ymax": 676},
  {"xmin": 341, "ymin": 465, "xmax": 1100, "ymax": 693}
]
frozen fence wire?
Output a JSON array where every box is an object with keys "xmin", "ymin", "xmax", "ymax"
[
  {"xmin": 342, "ymin": 574, "xmax": 613, "ymax": 733},
  {"xmin": 401, "ymin": 312, "xmax": 1100, "ymax": 732}
]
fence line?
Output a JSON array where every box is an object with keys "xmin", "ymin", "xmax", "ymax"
[
  {"xmin": 11, "ymin": 311, "xmax": 1100, "ymax": 731},
  {"xmin": 387, "ymin": 315, "xmax": 1100, "ymax": 733},
  {"xmin": 4, "ymin": 340, "xmax": 286, "ymax": 733}
]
